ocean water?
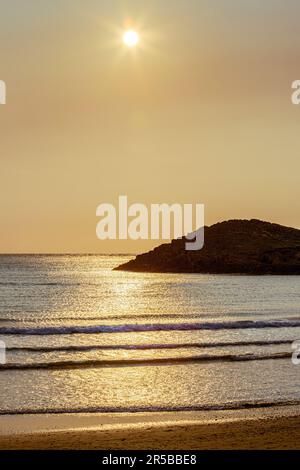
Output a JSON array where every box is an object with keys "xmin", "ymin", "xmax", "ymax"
[{"xmin": 0, "ymin": 255, "xmax": 300, "ymax": 415}]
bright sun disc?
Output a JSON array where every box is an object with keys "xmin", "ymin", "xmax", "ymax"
[{"xmin": 123, "ymin": 30, "xmax": 139, "ymax": 47}]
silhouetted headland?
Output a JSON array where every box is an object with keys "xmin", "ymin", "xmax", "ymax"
[{"xmin": 115, "ymin": 219, "xmax": 300, "ymax": 274}]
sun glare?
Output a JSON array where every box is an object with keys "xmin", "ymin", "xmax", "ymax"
[{"xmin": 123, "ymin": 30, "xmax": 140, "ymax": 48}]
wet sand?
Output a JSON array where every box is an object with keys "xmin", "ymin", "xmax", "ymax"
[{"xmin": 0, "ymin": 405, "xmax": 300, "ymax": 450}]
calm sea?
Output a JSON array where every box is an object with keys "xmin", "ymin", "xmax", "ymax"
[{"xmin": 0, "ymin": 255, "xmax": 300, "ymax": 415}]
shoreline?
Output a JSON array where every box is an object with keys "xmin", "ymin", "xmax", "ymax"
[{"xmin": 1, "ymin": 405, "xmax": 300, "ymax": 450}]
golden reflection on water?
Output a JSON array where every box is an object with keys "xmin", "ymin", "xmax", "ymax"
[
  {"xmin": 1, "ymin": 255, "xmax": 300, "ymax": 414},
  {"xmin": 4, "ymin": 255, "xmax": 297, "ymax": 321},
  {"xmin": 1, "ymin": 360, "xmax": 298, "ymax": 413}
]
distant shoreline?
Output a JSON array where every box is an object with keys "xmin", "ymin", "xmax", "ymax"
[{"xmin": 0, "ymin": 253, "xmax": 136, "ymax": 256}]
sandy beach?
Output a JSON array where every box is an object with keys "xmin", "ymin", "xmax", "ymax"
[{"xmin": 0, "ymin": 406, "xmax": 300, "ymax": 450}]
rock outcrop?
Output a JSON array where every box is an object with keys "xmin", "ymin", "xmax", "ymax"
[{"xmin": 115, "ymin": 219, "xmax": 300, "ymax": 274}]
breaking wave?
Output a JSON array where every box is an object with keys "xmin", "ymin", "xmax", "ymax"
[{"xmin": 1, "ymin": 319, "xmax": 300, "ymax": 335}]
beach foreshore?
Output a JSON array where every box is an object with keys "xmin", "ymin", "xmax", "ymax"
[{"xmin": 0, "ymin": 405, "xmax": 300, "ymax": 450}]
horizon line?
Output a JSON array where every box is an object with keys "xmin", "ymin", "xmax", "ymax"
[{"xmin": 0, "ymin": 253, "xmax": 137, "ymax": 256}]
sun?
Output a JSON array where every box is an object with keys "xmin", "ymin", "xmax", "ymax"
[{"xmin": 123, "ymin": 30, "xmax": 140, "ymax": 48}]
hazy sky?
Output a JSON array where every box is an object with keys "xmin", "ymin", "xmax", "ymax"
[{"xmin": 1, "ymin": 0, "xmax": 300, "ymax": 253}]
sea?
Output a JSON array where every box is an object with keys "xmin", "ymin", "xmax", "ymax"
[{"xmin": 0, "ymin": 254, "xmax": 300, "ymax": 415}]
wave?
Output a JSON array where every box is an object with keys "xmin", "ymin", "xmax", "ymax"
[
  {"xmin": 1, "ymin": 319, "xmax": 300, "ymax": 335},
  {"xmin": 1, "ymin": 399, "xmax": 299, "ymax": 416},
  {"xmin": 0, "ymin": 313, "xmax": 238, "ymax": 323},
  {"xmin": 0, "ymin": 282, "xmax": 82, "ymax": 287},
  {"xmin": 5, "ymin": 339, "xmax": 293, "ymax": 353},
  {"xmin": 0, "ymin": 351, "xmax": 292, "ymax": 370}
]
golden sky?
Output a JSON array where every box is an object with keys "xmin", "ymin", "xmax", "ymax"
[{"xmin": 0, "ymin": 1, "xmax": 300, "ymax": 253}]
